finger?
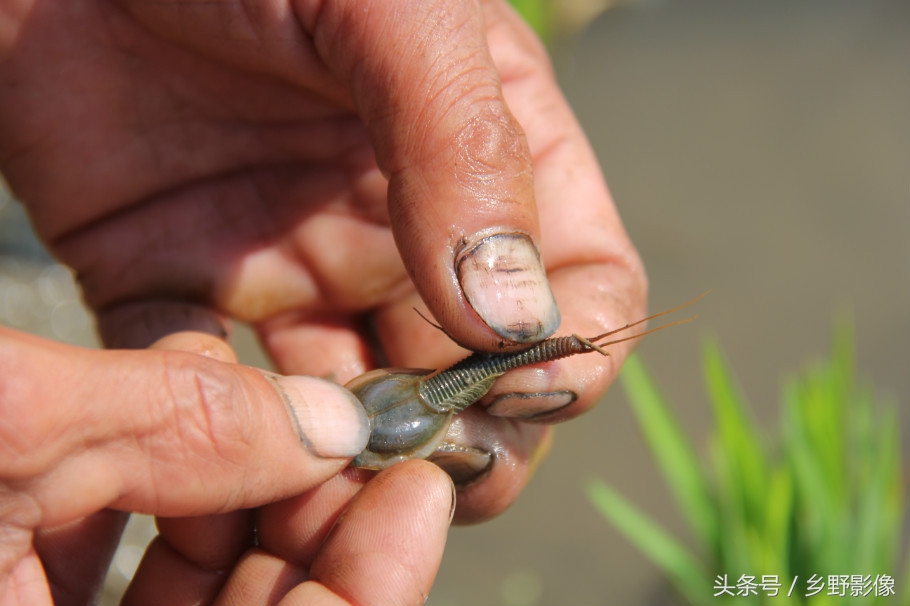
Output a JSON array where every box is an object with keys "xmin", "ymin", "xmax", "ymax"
[
  {"xmin": 122, "ymin": 509, "xmax": 254, "ymax": 606},
  {"xmin": 479, "ymin": 264, "xmax": 650, "ymax": 424},
  {"xmin": 0, "ymin": 327, "xmax": 369, "ymax": 528},
  {"xmin": 213, "ymin": 548, "xmax": 308, "ymax": 606},
  {"xmin": 257, "ymin": 468, "xmax": 373, "ymax": 566},
  {"xmin": 480, "ymin": 1, "xmax": 648, "ymax": 415},
  {"xmin": 299, "ymin": 0, "xmax": 560, "ymax": 350},
  {"xmin": 98, "ymin": 301, "xmax": 231, "ymax": 350},
  {"xmin": 276, "ymin": 314, "xmax": 551, "ymax": 525},
  {"xmin": 316, "ymin": 0, "xmax": 646, "ymax": 416},
  {"xmin": 121, "ymin": 516, "xmax": 256, "ymax": 606},
  {"xmin": 2, "ymin": 548, "xmax": 53, "ymax": 606},
  {"xmin": 430, "ymin": 407, "xmax": 552, "ymax": 525},
  {"xmin": 64, "ymin": 162, "xmax": 410, "ymax": 324},
  {"xmin": 199, "ymin": 470, "xmax": 371, "ymax": 605},
  {"xmin": 258, "ymin": 314, "xmax": 376, "ymax": 385},
  {"xmin": 369, "ymin": 1, "xmax": 648, "ymax": 420},
  {"xmin": 151, "ymin": 330, "xmax": 239, "ymax": 363},
  {"xmin": 32, "ymin": 510, "xmax": 128, "ymax": 606},
  {"xmin": 120, "ymin": 332, "xmax": 253, "ymax": 605},
  {"xmin": 209, "ymin": 462, "xmax": 450, "ymax": 606},
  {"xmin": 289, "ymin": 461, "xmax": 453, "ymax": 605},
  {"xmin": 368, "ymin": 279, "xmax": 607, "ymax": 410}
]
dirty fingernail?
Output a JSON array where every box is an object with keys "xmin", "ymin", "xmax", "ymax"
[
  {"xmin": 269, "ymin": 375, "xmax": 370, "ymax": 459},
  {"xmin": 430, "ymin": 445, "xmax": 493, "ymax": 488},
  {"xmin": 486, "ymin": 390, "xmax": 577, "ymax": 419},
  {"xmin": 456, "ymin": 232, "xmax": 560, "ymax": 343},
  {"xmin": 447, "ymin": 478, "xmax": 458, "ymax": 524}
]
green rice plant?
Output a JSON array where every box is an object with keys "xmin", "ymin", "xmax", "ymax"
[
  {"xmin": 586, "ymin": 321, "xmax": 909, "ymax": 605},
  {"xmin": 508, "ymin": 0, "xmax": 552, "ymax": 42},
  {"xmin": 508, "ymin": 0, "xmax": 615, "ymax": 44}
]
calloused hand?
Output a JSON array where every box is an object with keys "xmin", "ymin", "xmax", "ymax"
[
  {"xmin": 1, "ymin": 329, "xmax": 452, "ymax": 605},
  {"xmin": 1, "ymin": 0, "xmax": 644, "ymax": 519},
  {"xmin": 1, "ymin": 0, "xmax": 645, "ymax": 601}
]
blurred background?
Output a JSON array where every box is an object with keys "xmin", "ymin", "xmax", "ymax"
[{"xmin": 1, "ymin": 0, "xmax": 906, "ymax": 604}]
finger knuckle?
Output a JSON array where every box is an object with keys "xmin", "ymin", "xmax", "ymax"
[
  {"xmin": 453, "ymin": 106, "xmax": 533, "ymax": 202},
  {"xmin": 0, "ymin": 489, "xmax": 41, "ymax": 581},
  {"xmin": 0, "ymin": 338, "xmax": 65, "ymax": 480},
  {"xmin": 157, "ymin": 353, "xmax": 259, "ymax": 471}
]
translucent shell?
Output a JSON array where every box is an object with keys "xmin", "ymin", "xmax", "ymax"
[
  {"xmin": 348, "ymin": 368, "xmax": 453, "ymax": 469},
  {"xmin": 346, "ymin": 293, "xmax": 704, "ymax": 470},
  {"xmin": 347, "ymin": 367, "xmax": 502, "ymax": 469}
]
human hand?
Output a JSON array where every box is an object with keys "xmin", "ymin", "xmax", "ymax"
[
  {"xmin": 0, "ymin": 328, "xmax": 452, "ymax": 605},
  {"xmin": 0, "ymin": 0, "xmax": 645, "ymax": 522}
]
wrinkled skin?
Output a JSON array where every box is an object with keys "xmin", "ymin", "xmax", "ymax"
[{"xmin": 0, "ymin": 0, "xmax": 646, "ymax": 603}]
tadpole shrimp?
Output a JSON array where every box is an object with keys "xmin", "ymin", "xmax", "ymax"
[{"xmin": 348, "ymin": 293, "xmax": 705, "ymax": 469}]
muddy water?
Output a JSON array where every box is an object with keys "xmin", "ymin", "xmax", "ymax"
[{"xmin": 1, "ymin": 0, "xmax": 906, "ymax": 604}]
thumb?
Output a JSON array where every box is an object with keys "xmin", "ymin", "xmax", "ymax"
[
  {"xmin": 0, "ymin": 327, "xmax": 369, "ymax": 528},
  {"xmin": 301, "ymin": 0, "xmax": 560, "ymax": 349}
]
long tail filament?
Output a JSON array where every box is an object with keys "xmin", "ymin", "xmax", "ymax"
[{"xmin": 577, "ymin": 290, "xmax": 709, "ymax": 356}]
